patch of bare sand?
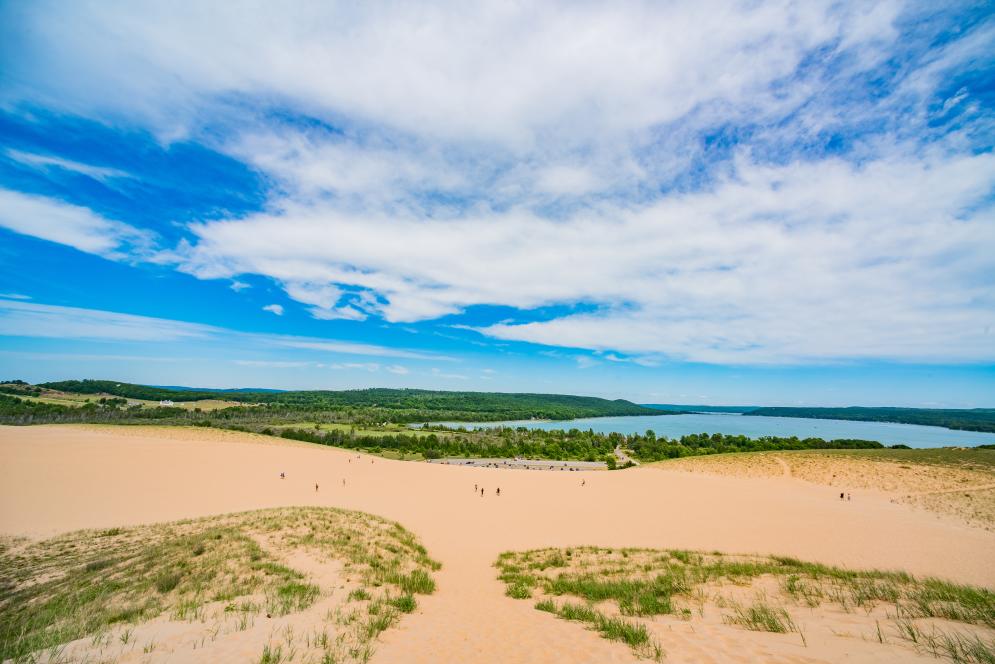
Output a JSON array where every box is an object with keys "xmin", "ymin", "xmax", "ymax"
[
  {"xmin": 2, "ymin": 425, "xmax": 994, "ymax": 664},
  {"xmin": 654, "ymin": 451, "xmax": 995, "ymax": 531}
]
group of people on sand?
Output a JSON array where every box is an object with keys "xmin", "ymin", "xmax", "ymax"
[
  {"xmin": 840, "ymin": 492, "xmax": 852, "ymax": 501},
  {"xmin": 474, "ymin": 483, "xmax": 500, "ymax": 497}
]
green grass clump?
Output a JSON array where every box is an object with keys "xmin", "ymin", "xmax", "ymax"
[
  {"xmin": 506, "ymin": 582, "xmax": 532, "ymax": 599},
  {"xmin": 268, "ymin": 581, "xmax": 320, "ymax": 616},
  {"xmin": 728, "ymin": 601, "xmax": 796, "ymax": 633},
  {"xmin": 536, "ymin": 599, "xmax": 662, "ymax": 660},
  {"xmin": 387, "ymin": 594, "xmax": 417, "ymax": 613}
]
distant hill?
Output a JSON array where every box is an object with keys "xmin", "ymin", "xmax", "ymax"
[
  {"xmin": 745, "ymin": 407, "xmax": 995, "ymax": 434},
  {"xmin": 153, "ymin": 385, "xmax": 286, "ymax": 393},
  {"xmin": 643, "ymin": 404, "xmax": 757, "ymax": 414},
  {"xmin": 37, "ymin": 379, "xmax": 667, "ymax": 421}
]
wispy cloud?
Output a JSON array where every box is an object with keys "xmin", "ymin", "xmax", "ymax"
[
  {"xmin": 0, "ymin": 350, "xmax": 189, "ymax": 363},
  {"xmin": 6, "ymin": 149, "xmax": 131, "ymax": 180},
  {"xmin": 0, "ymin": 299, "xmax": 458, "ymax": 363},
  {"xmin": 430, "ymin": 367, "xmax": 468, "ymax": 380},
  {"xmin": 330, "ymin": 362, "xmax": 381, "ymax": 372},
  {"xmin": 233, "ymin": 359, "xmax": 310, "ymax": 368},
  {"xmin": 273, "ymin": 338, "xmax": 455, "ymax": 361},
  {"xmin": 575, "ymin": 356, "xmax": 600, "ymax": 369},
  {"xmin": 0, "ymin": 189, "xmax": 152, "ymax": 259},
  {"xmin": 0, "ymin": 299, "xmax": 216, "ymax": 342}
]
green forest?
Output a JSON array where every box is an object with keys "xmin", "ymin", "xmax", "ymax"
[
  {"xmin": 269, "ymin": 425, "xmax": 884, "ymax": 464},
  {"xmin": 36, "ymin": 380, "xmax": 665, "ymax": 421}
]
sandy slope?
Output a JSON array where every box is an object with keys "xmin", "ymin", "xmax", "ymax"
[
  {"xmin": 653, "ymin": 451, "xmax": 995, "ymax": 531},
  {"xmin": 2, "ymin": 425, "xmax": 994, "ymax": 663}
]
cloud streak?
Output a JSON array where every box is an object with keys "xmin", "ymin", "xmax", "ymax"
[
  {"xmin": 0, "ymin": 189, "xmax": 151, "ymax": 259},
  {"xmin": 0, "ymin": 299, "xmax": 456, "ymax": 363}
]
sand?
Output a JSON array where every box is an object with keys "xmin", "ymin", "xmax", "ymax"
[
  {"xmin": 2, "ymin": 424, "xmax": 994, "ymax": 663},
  {"xmin": 654, "ymin": 451, "xmax": 995, "ymax": 531}
]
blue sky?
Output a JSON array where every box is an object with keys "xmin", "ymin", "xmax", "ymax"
[{"xmin": 0, "ymin": 1, "xmax": 993, "ymax": 406}]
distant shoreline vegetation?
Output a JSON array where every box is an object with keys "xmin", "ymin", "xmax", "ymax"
[
  {"xmin": 0, "ymin": 380, "xmax": 903, "ymax": 465},
  {"xmin": 22, "ymin": 379, "xmax": 668, "ymax": 422},
  {"xmin": 1, "ymin": 379, "xmax": 993, "ymax": 441},
  {"xmin": 646, "ymin": 403, "xmax": 995, "ymax": 434}
]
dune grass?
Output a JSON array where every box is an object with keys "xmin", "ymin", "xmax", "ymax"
[
  {"xmin": 536, "ymin": 598, "xmax": 663, "ymax": 660},
  {"xmin": 1, "ymin": 507, "xmax": 439, "ymax": 663},
  {"xmin": 497, "ymin": 547, "xmax": 995, "ymax": 663}
]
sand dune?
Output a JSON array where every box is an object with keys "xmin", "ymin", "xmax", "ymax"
[
  {"xmin": 652, "ymin": 450, "xmax": 995, "ymax": 531},
  {"xmin": 2, "ymin": 425, "xmax": 994, "ymax": 663}
]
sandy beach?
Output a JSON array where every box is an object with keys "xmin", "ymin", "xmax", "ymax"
[{"xmin": 2, "ymin": 425, "xmax": 994, "ymax": 663}]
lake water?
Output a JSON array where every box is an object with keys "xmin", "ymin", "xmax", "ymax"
[{"xmin": 425, "ymin": 413, "xmax": 995, "ymax": 448}]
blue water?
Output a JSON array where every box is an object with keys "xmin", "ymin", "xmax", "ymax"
[{"xmin": 425, "ymin": 413, "xmax": 995, "ymax": 448}]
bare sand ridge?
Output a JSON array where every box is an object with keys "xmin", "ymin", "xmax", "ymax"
[
  {"xmin": 653, "ymin": 450, "xmax": 995, "ymax": 531},
  {"xmin": 2, "ymin": 425, "xmax": 994, "ymax": 663}
]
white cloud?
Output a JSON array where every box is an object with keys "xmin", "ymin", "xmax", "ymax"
[
  {"xmin": 5, "ymin": 2, "xmax": 897, "ymax": 143},
  {"xmin": 0, "ymin": 299, "xmax": 216, "ymax": 342},
  {"xmin": 0, "ymin": 293, "xmax": 31, "ymax": 300},
  {"xmin": 5, "ymin": 2, "xmax": 992, "ymax": 367},
  {"xmin": 385, "ymin": 364, "xmax": 409, "ymax": 374},
  {"xmin": 174, "ymin": 149, "xmax": 995, "ymax": 363},
  {"xmin": 262, "ymin": 304, "xmax": 284, "ymax": 316},
  {"xmin": 6, "ymin": 149, "xmax": 131, "ymax": 180},
  {"xmin": 229, "ymin": 280, "xmax": 251, "ymax": 292},
  {"xmin": 0, "ymin": 189, "xmax": 151, "ymax": 258}
]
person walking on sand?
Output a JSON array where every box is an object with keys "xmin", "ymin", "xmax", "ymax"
[
  {"xmin": 280, "ymin": 472, "xmax": 285, "ymax": 480},
  {"xmin": 315, "ymin": 483, "xmax": 319, "ymax": 492},
  {"xmin": 847, "ymin": 493, "xmax": 851, "ymax": 501},
  {"xmin": 582, "ymin": 479, "xmax": 586, "ymax": 487},
  {"xmin": 480, "ymin": 487, "xmax": 484, "ymax": 497},
  {"xmin": 474, "ymin": 483, "xmax": 478, "ymax": 492},
  {"xmin": 840, "ymin": 492, "xmax": 844, "ymax": 501},
  {"xmin": 496, "ymin": 487, "xmax": 500, "ymax": 496}
]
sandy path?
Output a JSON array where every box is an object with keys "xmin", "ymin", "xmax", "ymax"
[{"xmin": 3, "ymin": 425, "xmax": 995, "ymax": 664}]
